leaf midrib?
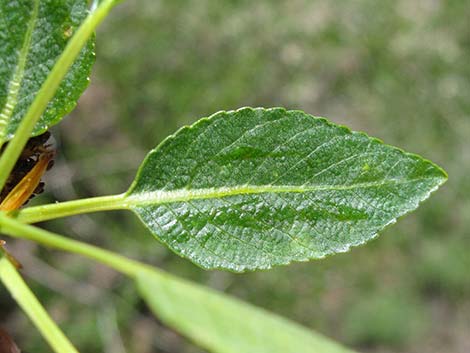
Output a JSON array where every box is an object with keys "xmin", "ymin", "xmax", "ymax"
[
  {"xmin": 0, "ymin": 0, "xmax": 40, "ymax": 142},
  {"xmin": 126, "ymin": 177, "xmax": 439, "ymax": 206}
]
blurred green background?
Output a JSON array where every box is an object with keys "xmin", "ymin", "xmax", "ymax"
[{"xmin": 2, "ymin": 0, "xmax": 469, "ymax": 352}]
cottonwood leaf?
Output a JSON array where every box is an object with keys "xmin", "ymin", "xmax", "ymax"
[
  {"xmin": 136, "ymin": 269, "xmax": 357, "ymax": 353},
  {"xmin": 126, "ymin": 107, "xmax": 447, "ymax": 272},
  {"xmin": 0, "ymin": 0, "xmax": 94, "ymax": 143}
]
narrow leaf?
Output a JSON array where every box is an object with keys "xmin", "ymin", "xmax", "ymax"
[
  {"xmin": 0, "ymin": 0, "xmax": 94, "ymax": 143},
  {"xmin": 126, "ymin": 107, "xmax": 447, "ymax": 272},
  {"xmin": 136, "ymin": 270, "xmax": 356, "ymax": 353}
]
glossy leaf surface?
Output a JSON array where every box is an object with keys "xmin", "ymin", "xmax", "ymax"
[
  {"xmin": 127, "ymin": 108, "xmax": 447, "ymax": 271},
  {"xmin": 0, "ymin": 0, "xmax": 94, "ymax": 143},
  {"xmin": 136, "ymin": 270, "xmax": 356, "ymax": 353}
]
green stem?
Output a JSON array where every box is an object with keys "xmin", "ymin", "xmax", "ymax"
[
  {"xmin": 0, "ymin": 0, "xmax": 118, "ymax": 191},
  {"xmin": 0, "ymin": 256, "xmax": 79, "ymax": 353},
  {"xmin": 0, "ymin": 213, "xmax": 149, "ymax": 278},
  {"xmin": 14, "ymin": 193, "xmax": 129, "ymax": 224}
]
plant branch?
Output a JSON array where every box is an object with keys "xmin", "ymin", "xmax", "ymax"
[{"xmin": 0, "ymin": 256, "xmax": 79, "ymax": 353}]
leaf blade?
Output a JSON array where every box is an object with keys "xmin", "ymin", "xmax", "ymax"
[
  {"xmin": 136, "ymin": 270, "xmax": 357, "ymax": 353},
  {"xmin": 0, "ymin": 0, "xmax": 94, "ymax": 143},
  {"xmin": 127, "ymin": 107, "xmax": 447, "ymax": 271}
]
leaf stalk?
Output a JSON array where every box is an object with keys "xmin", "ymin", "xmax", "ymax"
[
  {"xmin": 0, "ymin": 256, "xmax": 80, "ymax": 353},
  {"xmin": 0, "ymin": 212, "xmax": 147, "ymax": 278}
]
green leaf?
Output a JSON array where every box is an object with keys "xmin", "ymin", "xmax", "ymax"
[
  {"xmin": 136, "ymin": 270, "xmax": 356, "ymax": 353},
  {"xmin": 0, "ymin": 0, "xmax": 94, "ymax": 143},
  {"xmin": 126, "ymin": 107, "xmax": 447, "ymax": 272}
]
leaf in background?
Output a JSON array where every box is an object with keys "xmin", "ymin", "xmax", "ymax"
[
  {"xmin": 136, "ymin": 270, "xmax": 356, "ymax": 353},
  {"xmin": 0, "ymin": 0, "xmax": 94, "ymax": 143},
  {"xmin": 126, "ymin": 107, "xmax": 447, "ymax": 272}
]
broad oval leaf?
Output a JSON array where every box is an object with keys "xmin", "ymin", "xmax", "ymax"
[
  {"xmin": 0, "ymin": 0, "xmax": 94, "ymax": 143},
  {"xmin": 136, "ymin": 269, "xmax": 357, "ymax": 353},
  {"xmin": 126, "ymin": 107, "xmax": 447, "ymax": 272}
]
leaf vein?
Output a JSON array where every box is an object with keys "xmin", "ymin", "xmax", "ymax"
[
  {"xmin": 128, "ymin": 178, "xmax": 436, "ymax": 206},
  {"xmin": 0, "ymin": 0, "xmax": 40, "ymax": 141}
]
